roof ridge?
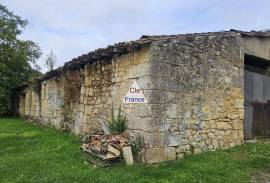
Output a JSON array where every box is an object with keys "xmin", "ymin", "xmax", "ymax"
[{"xmin": 40, "ymin": 29, "xmax": 270, "ymax": 81}]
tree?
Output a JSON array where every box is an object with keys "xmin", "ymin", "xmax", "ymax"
[
  {"xmin": 0, "ymin": 4, "xmax": 42, "ymax": 115},
  {"xmin": 44, "ymin": 49, "xmax": 56, "ymax": 71}
]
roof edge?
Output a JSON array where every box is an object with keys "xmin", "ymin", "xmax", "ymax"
[
  {"xmin": 230, "ymin": 29, "xmax": 270, "ymax": 37},
  {"xmin": 39, "ymin": 29, "xmax": 270, "ymax": 82}
]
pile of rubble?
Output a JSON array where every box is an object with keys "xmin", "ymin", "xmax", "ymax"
[{"xmin": 81, "ymin": 131, "xmax": 133, "ymax": 164}]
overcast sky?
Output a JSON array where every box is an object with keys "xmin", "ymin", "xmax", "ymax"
[{"xmin": 2, "ymin": 0, "xmax": 270, "ymax": 72}]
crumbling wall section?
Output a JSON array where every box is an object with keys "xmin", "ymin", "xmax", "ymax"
[
  {"xmin": 19, "ymin": 91, "xmax": 26, "ymax": 117},
  {"xmin": 40, "ymin": 76, "xmax": 64, "ymax": 128},
  {"xmin": 22, "ymin": 87, "xmax": 40, "ymax": 119}
]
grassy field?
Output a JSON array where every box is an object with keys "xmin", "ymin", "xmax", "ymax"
[{"xmin": 0, "ymin": 118, "xmax": 270, "ymax": 183}]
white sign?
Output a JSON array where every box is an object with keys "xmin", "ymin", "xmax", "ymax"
[{"xmin": 123, "ymin": 81, "xmax": 147, "ymax": 103}]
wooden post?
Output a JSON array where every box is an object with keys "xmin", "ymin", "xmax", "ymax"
[{"xmin": 122, "ymin": 146, "xmax": 134, "ymax": 165}]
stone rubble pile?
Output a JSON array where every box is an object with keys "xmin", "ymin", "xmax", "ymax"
[{"xmin": 81, "ymin": 131, "xmax": 130, "ymax": 161}]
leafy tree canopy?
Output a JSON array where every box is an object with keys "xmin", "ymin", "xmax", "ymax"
[{"xmin": 0, "ymin": 4, "xmax": 42, "ymax": 115}]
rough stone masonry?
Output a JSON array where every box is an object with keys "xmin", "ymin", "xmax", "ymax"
[{"xmin": 12, "ymin": 30, "xmax": 270, "ymax": 164}]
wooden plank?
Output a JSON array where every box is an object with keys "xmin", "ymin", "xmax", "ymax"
[
  {"xmin": 263, "ymin": 75, "xmax": 270, "ymax": 103},
  {"xmin": 87, "ymin": 159, "xmax": 111, "ymax": 167},
  {"xmin": 103, "ymin": 153, "xmax": 118, "ymax": 161},
  {"xmin": 263, "ymin": 102, "xmax": 270, "ymax": 137},
  {"xmin": 107, "ymin": 145, "xmax": 121, "ymax": 156},
  {"xmin": 253, "ymin": 72, "xmax": 264, "ymax": 103},
  {"xmin": 253, "ymin": 103, "xmax": 264, "ymax": 136},
  {"xmin": 244, "ymin": 70, "xmax": 253, "ymax": 102},
  {"xmin": 244, "ymin": 69, "xmax": 254, "ymax": 139},
  {"xmin": 122, "ymin": 146, "xmax": 134, "ymax": 165},
  {"xmin": 244, "ymin": 103, "xmax": 254, "ymax": 139}
]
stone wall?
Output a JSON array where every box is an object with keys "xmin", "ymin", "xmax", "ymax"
[
  {"xmin": 40, "ymin": 75, "xmax": 65, "ymax": 128},
  {"xmin": 18, "ymin": 45, "xmax": 152, "ymax": 136},
  {"xmin": 129, "ymin": 33, "xmax": 245, "ymax": 164},
  {"xmin": 19, "ymin": 87, "xmax": 40, "ymax": 119},
  {"xmin": 15, "ymin": 32, "xmax": 247, "ymax": 164},
  {"xmin": 240, "ymin": 36, "xmax": 270, "ymax": 60}
]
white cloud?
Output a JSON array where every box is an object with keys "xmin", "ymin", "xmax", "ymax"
[{"xmin": 2, "ymin": 0, "xmax": 270, "ymax": 72}]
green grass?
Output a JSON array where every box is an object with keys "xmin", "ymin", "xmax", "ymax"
[{"xmin": 0, "ymin": 118, "xmax": 270, "ymax": 183}]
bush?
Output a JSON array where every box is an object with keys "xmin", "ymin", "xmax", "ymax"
[{"xmin": 108, "ymin": 108, "xmax": 126, "ymax": 134}]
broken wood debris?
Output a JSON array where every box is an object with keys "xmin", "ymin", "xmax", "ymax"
[{"xmin": 81, "ymin": 131, "xmax": 130, "ymax": 162}]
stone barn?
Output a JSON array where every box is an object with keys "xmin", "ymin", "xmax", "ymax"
[{"xmin": 12, "ymin": 30, "xmax": 270, "ymax": 164}]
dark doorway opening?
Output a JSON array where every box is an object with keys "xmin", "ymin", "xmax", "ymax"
[{"xmin": 244, "ymin": 54, "xmax": 270, "ymax": 139}]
